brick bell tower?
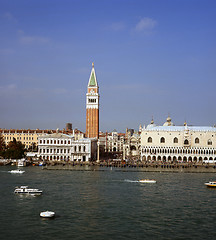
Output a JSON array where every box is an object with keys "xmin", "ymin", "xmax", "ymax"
[{"xmin": 86, "ymin": 62, "xmax": 99, "ymax": 138}]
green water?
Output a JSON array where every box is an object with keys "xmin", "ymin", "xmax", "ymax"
[{"xmin": 0, "ymin": 166, "xmax": 216, "ymax": 239}]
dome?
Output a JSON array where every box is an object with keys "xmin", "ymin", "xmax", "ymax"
[
  {"xmin": 163, "ymin": 115, "xmax": 174, "ymax": 126},
  {"xmin": 146, "ymin": 119, "xmax": 156, "ymax": 129}
]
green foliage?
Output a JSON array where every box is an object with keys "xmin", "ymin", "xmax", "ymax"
[
  {"xmin": 2, "ymin": 138, "xmax": 25, "ymax": 159},
  {"xmin": 0, "ymin": 133, "xmax": 6, "ymax": 158}
]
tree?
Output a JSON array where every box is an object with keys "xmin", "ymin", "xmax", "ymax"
[
  {"xmin": 5, "ymin": 138, "xmax": 25, "ymax": 159},
  {"xmin": 0, "ymin": 133, "xmax": 6, "ymax": 158}
]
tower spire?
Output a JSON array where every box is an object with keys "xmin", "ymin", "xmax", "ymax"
[
  {"xmin": 88, "ymin": 63, "xmax": 98, "ymax": 87},
  {"xmin": 86, "ymin": 63, "xmax": 100, "ymax": 139}
]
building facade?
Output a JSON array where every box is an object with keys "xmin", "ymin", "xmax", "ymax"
[
  {"xmin": 38, "ymin": 131, "xmax": 97, "ymax": 162},
  {"xmin": 86, "ymin": 63, "xmax": 99, "ymax": 139},
  {"xmin": 0, "ymin": 127, "xmax": 84, "ymax": 149},
  {"xmin": 141, "ymin": 117, "xmax": 216, "ymax": 163},
  {"xmin": 123, "ymin": 128, "xmax": 141, "ymax": 160}
]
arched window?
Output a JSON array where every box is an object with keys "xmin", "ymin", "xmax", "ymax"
[
  {"xmin": 160, "ymin": 137, "xmax": 165, "ymax": 143},
  {"xmin": 208, "ymin": 140, "xmax": 212, "ymax": 145},
  {"xmin": 195, "ymin": 138, "xmax": 199, "ymax": 144},
  {"xmin": 147, "ymin": 137, "xmax": 152, "ymax": 143},
  {"xmin": 173, "ymin": 137, "xmax": 178, "ymax": 143},
  {"xmin": 184, "ymin": 139, "xmax": 189, "ymax": 145}
]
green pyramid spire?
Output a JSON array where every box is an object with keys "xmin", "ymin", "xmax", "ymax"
[
  {"xmin": 89, "ymin": 72, "xmax": 96, "ymax": 86},
  {"xmin": 88, "ymin": 62, "xmax": 98, "ymax": 87}
]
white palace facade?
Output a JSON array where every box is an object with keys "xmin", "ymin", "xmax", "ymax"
[
  {"xmin": 141, "ymin": 117, "xmax": 216, "ymax": 163},
  {"xmin": 38, "ymin": 131, "xmax": 97, "ymax": 162}
]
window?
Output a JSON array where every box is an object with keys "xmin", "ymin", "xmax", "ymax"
[
  {"xmin": 173, "ymin": 137, "xmax": 178, "ymax": 143},
  {"xmin": 160, "ymin": 137, "xmax": 165, "ymax": 143},
  {"xmin": 47, "ymin": 140, "xmax": 49, "ymax": 144},
  {"xmin": 208, "ymin": 140, "xmax": 212, "ymax": 145},
  {"xmin": 147, "ymin": 137, "xmax": 152, "ymax": 143},
  {"xmin": 195, "ymin": 138, "xmax": 199, "ymax": 144},
  {"xmin": 83, "ymin": 146, "xmax": 86, "ymax": 152},
  {"xmin": 79, "ymin": 146, "xmax": 81, "ymax": 152},
  {"xmin": 184, "ymin": 139, "xmax": 189, "ymax": 145},
  {"xmin": 74, "ymin": 146, "xmax": 77, "ymax": 152}
]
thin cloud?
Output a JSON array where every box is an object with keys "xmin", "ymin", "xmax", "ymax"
[
  {"xmin": 18, "ymin": 30, "xmax": 49, "ymax": 44},
  {"xmin": 110, "ymin": 22, "xmax": 125, "ymax": 31},
  {"xmin": 2, "ymin": 12, "xmax": 17, "ymax": 22},
  {"xmin": 135, "ymin": 17, "xmax": 157, "ymax": 32},
  {"xmin": 20, "ymin": 36, "xmax": 49, "ymax": 44}
]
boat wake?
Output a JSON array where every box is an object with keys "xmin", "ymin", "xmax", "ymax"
[{"xmin": 124, "ymin": 179, "xmax": 139, "ymax": 183}]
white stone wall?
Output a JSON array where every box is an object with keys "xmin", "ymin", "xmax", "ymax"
[
  {"xmin": 38, "ymin": 134, "xmax": 93, "ymax": 162},
  {"xmin": 140, "ymin": 125, "xmax": 216, "ymax": 163}
]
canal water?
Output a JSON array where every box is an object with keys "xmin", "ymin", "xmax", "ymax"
[{"xmin": 0, "ymin": 166, "xmax": 216, "ymax": 240}]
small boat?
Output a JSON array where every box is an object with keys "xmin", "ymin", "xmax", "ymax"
[
  {"xmin": 14, "ymin": 186, "xmax": 43, "ymax": 195},
  {"xmin": 9, "ymin": 169, "xmax": 25, "ymax": 174},
  {"xmin": 17, "ymin": 158, "xmax": 26, "ymax": 167},
  {"xmin": 138, "ymin": 179, "xmax": 157, "ymax": 183},
  {"xmin": 205, "ymin": 181, "xmax": 216, "ymax": 188},
  {"xmin": 40, "ymin": 211, "xmax": 55, "ymax": 218}
]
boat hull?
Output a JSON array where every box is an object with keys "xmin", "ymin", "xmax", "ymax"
[
  {"xmin": 14, "ymin": 191, "xmax": 42, "ymax": 195},
  {"xmin": 205, "ymin": 183, "xmax": 216, "ymax": 188},
  {"xmin": 138, "ymin": 179, "xmax": 156, "ymax": 183},
  {"xmin": 40, "ymin": 211, "xmax": 55, "ymax": 218}
]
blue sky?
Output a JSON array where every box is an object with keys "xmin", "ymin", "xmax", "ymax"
[{"xmin": 0, "ymin": 0, "xmax": 216, "ymax": 132}]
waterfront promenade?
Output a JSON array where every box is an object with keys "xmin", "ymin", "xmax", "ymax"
[{"xmin": 43, "ymin": 161, "xmax": 216, "ymax": 173}]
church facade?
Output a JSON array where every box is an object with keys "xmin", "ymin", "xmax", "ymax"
[{"xmin": 141, "ymin": 117, "xmax": 216, "ymax": 163}]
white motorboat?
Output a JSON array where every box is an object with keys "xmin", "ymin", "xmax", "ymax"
[
  {"xmin": 205, "ymin": 181, "xmax": 216, "ymax": 188},
  {"xmin": 9, "ymin": 169, "xmax": 25, "ymax": 174},
  {"xmin": 138, "ymin": 179, "xmax": 157, "ymax": 183},
  {"xmin": 14, "ymin": 186, "xmax": 43, "ymax": 195},
  {"xmin": 40, "ymin": 211, "xmax": 55, "ymax": 218}
]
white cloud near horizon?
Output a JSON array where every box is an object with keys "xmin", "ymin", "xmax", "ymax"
[{"xmin": 135, "ymin": 17, "xmax": 157, "ymax": 32}]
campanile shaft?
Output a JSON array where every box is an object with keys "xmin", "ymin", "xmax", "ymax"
[{"xmin": 86, "ymin": 63, "xmax": 99, "ymax": 138}]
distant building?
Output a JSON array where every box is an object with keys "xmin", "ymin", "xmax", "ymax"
[
  {"xmin": 123, "ymin": 128, "xmax": 141, "ymax": 160},
  {"xmin": 0, "ymin": 127, "xmax": 84, "ymax": 149},
  {"xmin": 38, "ymin": 130, "xmax": 97, "ymax": 162},
  {"xmin": 99, "ymin": 128, "xmax": 141, "ymax": 160},
  {"xmin": 141, "ymin": 116, "xmax": 216, "ymax": 163},
  {"xmin": 66, "ymin": 123, "xmax": 72, "ymax": 131},
  {"xmin": 86, "ymin": 63, "xmax": 99, "ymax": 139},
  {"xmin": 105, "ymin": 129, "xmax": 125, "ymax": 153}
]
